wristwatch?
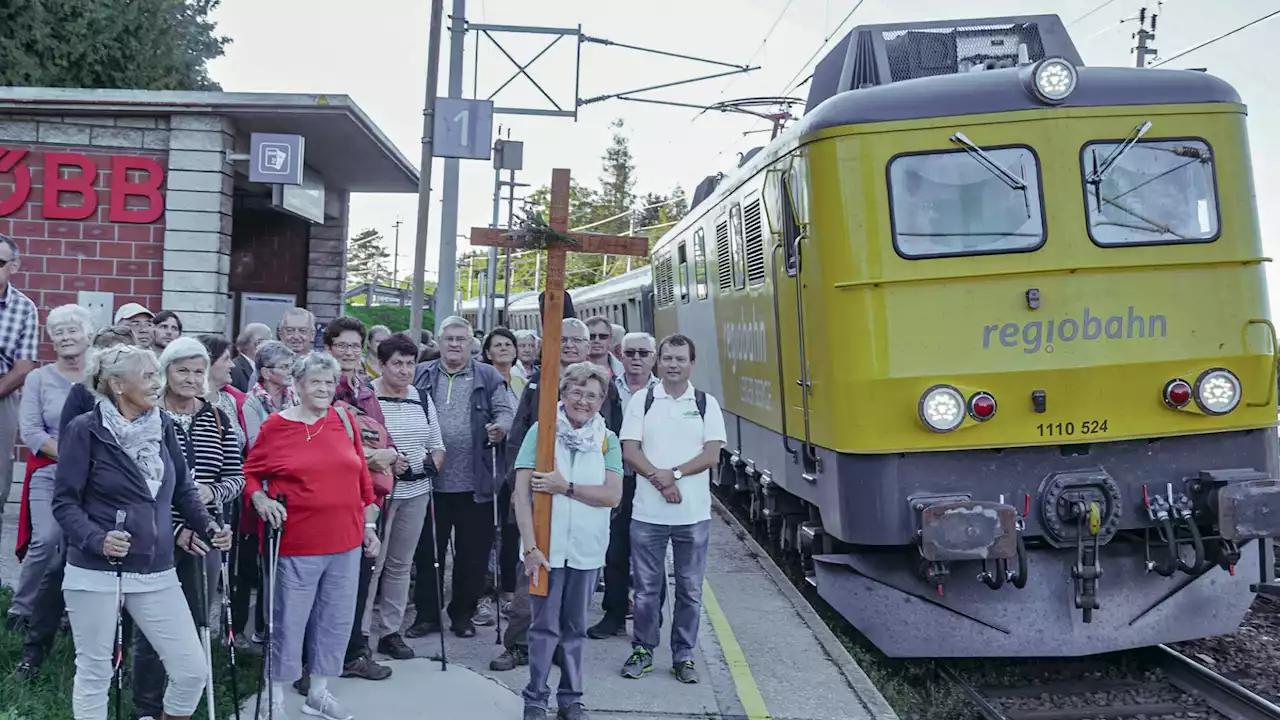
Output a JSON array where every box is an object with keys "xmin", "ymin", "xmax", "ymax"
[
  {"xmin": 567, "ymin": 482, "xmax": 576, "ymax": 498},
  {"xmin": 672, "ymin": 468, "xmax": 683, "ymax": 480}
]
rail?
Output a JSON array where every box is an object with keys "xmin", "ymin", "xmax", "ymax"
[{"xmin": 1154, "ymin": 644, "xmax": 1280, "ymax": 720}]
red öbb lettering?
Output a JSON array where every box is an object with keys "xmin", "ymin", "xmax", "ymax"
[{"xmin": 0, "ymin": 148, "xmax": 164, "ymax": 223}]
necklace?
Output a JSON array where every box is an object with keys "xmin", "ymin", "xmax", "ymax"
[{"xmin": 303, "ymin": 415, "xmax": 326, "ymax": 441}]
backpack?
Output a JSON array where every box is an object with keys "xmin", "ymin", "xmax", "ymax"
[
  {"xmin": 376, "ymin": 391, "xmax": 439, "ymax": 479},
  {"xmin": 643, "ymin": 386, "xmax": 707, "ymax": 418},
  {"xmin": 333, "ymin": 401, "xmax": 394, "ymax": 499}
]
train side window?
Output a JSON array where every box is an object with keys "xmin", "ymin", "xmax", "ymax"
[
  {"xmin": 693, "ymin": 228, "xmax": 709, "ymax": 299},
  {"xmin": 781, "ymin": 178, "xmax": 800, "ymax": 276},
  {"xmin": 729, "ymin": 203, "xmax": 745, "ymax": 289},
  {"xmin": 677, "ymin": 241, "xmax": 690, "ymax": 304},
  {"xmin": 1081, "ymin": 137, "xmax": 1219, "ymax": 247},
  {"xmin": 888, "ymin": 145, "xmax": 1045, "ymax": 259}
]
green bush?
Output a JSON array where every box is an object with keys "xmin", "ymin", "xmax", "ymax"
[{"xmin": 342, "ymin": 304, "xmax": 432, "ymax": 335}]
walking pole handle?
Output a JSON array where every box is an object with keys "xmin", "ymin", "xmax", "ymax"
[{"xmin": 110, "ymin": 509, "xmax": 127, "ymax": 566}]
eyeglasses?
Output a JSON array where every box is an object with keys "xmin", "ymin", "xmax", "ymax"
[
  {"xmin": 280, "ymin": 327, "xmax": 311, "ymax": 337},
  {"xmin": 330, "ymin": 342, "xmax": 363, "ymax": 352},
  {"xmin": 565, "ymin": 388, "xmax": 602, "ymax": 404},
  {"xmin": 0, "ymin": 258, "xmax": 13, "ymax": 268},
  {"xmin": 589, "ymin": 333, "xmax": 612, "ymax": 341},
  {"xmin": 561, "ymin": 336, "xmax": 587, "ymax": 345},
  {"xmin": 623, "ymin": 349, "xmax": 653, "ymax": 358}
]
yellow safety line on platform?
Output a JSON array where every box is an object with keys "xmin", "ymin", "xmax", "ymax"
[{"xmin": 702, "ymin": 579, "xmax": 773, "ymax": 720}]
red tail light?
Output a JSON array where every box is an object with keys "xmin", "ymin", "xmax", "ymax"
[
  {"xmin": 968, "ymin": 392, "xmax": 997, "ymax": 421},
  {"xmin": 1163, "ymin": 379, "xmax": 1192, "ymax": 409}
]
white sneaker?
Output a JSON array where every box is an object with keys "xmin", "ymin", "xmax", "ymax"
[
  {"xmin": 302, "ymin": 690, "xmax": 354, "ymax": 720},
  {"xmin": 472, "ymin": 597, "xmax": 496, "ymax": 627}
]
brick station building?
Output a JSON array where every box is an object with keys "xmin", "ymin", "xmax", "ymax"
[{"xmin": 0, "ymin": 87, "xmax": 417, "ymax": 359}]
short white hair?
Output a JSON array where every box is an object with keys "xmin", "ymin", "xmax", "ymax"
[
  {"xmin": 439, "ymin": 315, "xmax": 472, "ymax": 336},
  {"xmin": 236, "ymin": 322, "xmax": 273, "ymax": 351},
  {"xmin": 291, "ymin": 351, "xmax": 341, "ymax": 385},
  {"xmin": 369, "ymin": 324, "xmax": 392, "ymax": 341},
  {"xmin": 279, "ymin": 307, "xmax": 315, "ymax": 329},
  {"xmin": 158, "ymin": 336, "xmax": 211, "ymax": 397},
  {"xmin": 621, "ymin": 332, "xmax": 655, "ymax": 350},
  {"xmin": 513, "ymin": 329, "xmax": 539, "ymax": 343},
  {"xmin": 559, "ymin": 361, "xmax": 611, "ymax": 395},
  {"xmin": 562, "ymin": 317, "xmax": 588, "ymax": 338},
  {"xmin": 46, "ymin": 303, "xmax": 95, "ymax": 340}
]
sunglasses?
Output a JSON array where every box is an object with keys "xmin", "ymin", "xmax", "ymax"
[
  {"xmin": 0, "ymin": 258, "xmax": 12, "ymax": 268},
  {"xmin": 589, "ymin": 333, "xmax": 612, "ymax": 341},
  {"xmin": 623, "ymin": 349, "xmax": 653, "ymax": 358}
]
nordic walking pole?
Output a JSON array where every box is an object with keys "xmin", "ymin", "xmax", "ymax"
[
  {"xmin": 267, "ymin": 495, "xmax": 286, "ymax": 720},
  {"xmin": 492, "ymin": 444, "xmax": 502, "ymax": 645},
  {"xmin": 426, "ymin": 489, "xmax": 447, "ymax": 671},
  {"xmin": 217, "ymin": 508, "xmax": 242, "ymax": 720},
  {"xmin": 196, "ymin": 534, "xmax": 217, "ymax": 720},
  {"xmin": 110, "ymin": 509, "xmax": 127, "ymax": 720}
]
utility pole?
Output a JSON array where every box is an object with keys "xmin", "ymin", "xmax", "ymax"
[
  {"xmin": 1133, "ymin": 6, "xmax": 1158, "ymax": 68},
  {"xmin": 487, "ymin": 137, "xmax": 502, "ymax": 333},
  {"xmin": 391, "ymin": 219, "xmax": 403, "ymax": 287},
  {"xmin": 432, "ymin": 0, "xmax": 468, "ymax": 334},
  {"xmin": 410, "ymin": 0, "xmax": 446, "ymax": 343}
]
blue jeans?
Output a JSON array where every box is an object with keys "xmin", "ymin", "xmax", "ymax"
[
  {"xmin": 629, "ymin": 519, "xmax": 710, "ymax": 664},
  {"xmin": 523, "ymin": 567, "xmax": 598, "ymax": 710}
]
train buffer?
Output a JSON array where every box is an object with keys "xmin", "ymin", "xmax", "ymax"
[{"xmin": 229, "ymin": 498, "xmax": 901, "ymax": 719}]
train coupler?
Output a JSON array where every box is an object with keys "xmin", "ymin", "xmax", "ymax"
[{"xmin": 1066, "ymin": 499, "xmax": 1103, "ymax": 623}]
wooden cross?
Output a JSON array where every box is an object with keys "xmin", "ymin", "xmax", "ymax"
[{"xmin": 471, "ymin": 168, "xmax": 649, "ymax": 595}]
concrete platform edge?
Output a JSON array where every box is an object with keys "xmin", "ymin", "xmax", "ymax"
[{"xmin": 710, "ymin": 495, "xmax": 900, "ymax": 720}]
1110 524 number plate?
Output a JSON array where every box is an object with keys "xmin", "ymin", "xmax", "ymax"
[{"xmin": 1036, "ymin": 420, "xmax": 1109, "ymax": 438}]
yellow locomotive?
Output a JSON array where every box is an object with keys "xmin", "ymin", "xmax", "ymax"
[{"xmin": 650, "ymin": 14, "xmax": 1280, "ymax": 657}]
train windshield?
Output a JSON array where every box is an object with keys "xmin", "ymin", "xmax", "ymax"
[
  {"xmin": 1083, "ymin": 138, "xmax": 1219, "ymax": 246},
  {"xmin": 888, "ymin": 146, "xmax": 1044, "ymax": 259}
]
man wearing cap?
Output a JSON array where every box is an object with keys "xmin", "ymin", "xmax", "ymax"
[
  {"xmin": 0, "ymin": 234, "xmax": 39, "ymax": 631},
  {"xmin": 113, "ymin": 302, "xmax": 154, "ymax": 348}
]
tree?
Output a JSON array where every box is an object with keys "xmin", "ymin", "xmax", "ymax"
[
  {"xmin": 596, "ymin": 118, "xmax": 636, "ymax": 237},
  {"xmin": 0, "ymin": 0, "xmax": 230, "ymax": 90},
  {"xmin": 347, "ymin": 228, "xmax": 391, "ymax": 287}
]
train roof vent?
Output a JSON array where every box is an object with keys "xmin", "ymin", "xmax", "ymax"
[
  {"xmin": 738, "ymin": 147, "xmax": 763, "ymax": 168},
  {"xmin": 806, "ymin": 14, "xmax": 1083, "ymax": 109},
  {"xmin": 690, "ymin": 174, "xmax": 723, "ymax": 211}
]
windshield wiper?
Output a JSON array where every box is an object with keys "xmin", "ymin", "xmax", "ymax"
[
  {"xmin": 949, "ymin": 133, "xmax": 1027, "ymax": 190},
  {"xmin": 1086, "ymin": 120, "xmax": 1153, "ymax": 184}
]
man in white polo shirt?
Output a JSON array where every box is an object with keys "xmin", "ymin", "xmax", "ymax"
[{"xmin": 617, "ymin": 333, "xmax": 726, "ymax": 684}]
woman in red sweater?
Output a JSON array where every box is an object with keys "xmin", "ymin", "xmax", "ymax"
[{"xmin": 244, "ymin": 352, "xmax": 381, "ymax": 720}]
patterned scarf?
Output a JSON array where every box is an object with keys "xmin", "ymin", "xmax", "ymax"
[
  {"xmin": 97, "ymin": 399, "xmax": 165, "ymax": 497},
  {"xmin": 250, "ymin": 379, "xmax": 298, "ymax": 415},
  {"xmin": 554, "ymin": 402, "xmax": 606, "ymax": 455}
]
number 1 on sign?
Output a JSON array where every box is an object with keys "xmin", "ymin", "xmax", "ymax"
[{"xmin": 454, "ymin": 109, "xmax": 469, "ymax": 147}]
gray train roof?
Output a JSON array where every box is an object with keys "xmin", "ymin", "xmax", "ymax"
[
  {"xmin": 458, "ymin": 289, "xmax": 538, "ymax": 312},
  {"xmin": 507, "ymin": 266, "xmax": 652, "ymax": 315},
  {"xmin": 796, "ymin": 65, "xmax": 1242, "ymax": 137}
]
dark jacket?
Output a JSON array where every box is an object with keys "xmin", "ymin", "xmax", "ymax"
[
  {"xmin": 59, "ymin": 383, "xmax": 95, "ymax": 435},
  {"xmin": 412, "ymin": 357, "xmax": 510, "ymax": 503},
  {"xmin": 53, "ymin": 405, "xmax": 212, "ymax": 576},
  {"xmin": 507, "ymin": 365, "xmax": 623, "ymax": 483},
  {"xmin": 230, "ymin": 354, "xmax": 254, "ymax": 393}
]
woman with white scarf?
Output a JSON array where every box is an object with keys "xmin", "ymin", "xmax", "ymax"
[
  {"xmin": 53, "ymin": 344, "xmax": 232, "ymax": 720},
  {"xmin": 512, "ymin": 361, "xmax": 623, "ymax": 720}
]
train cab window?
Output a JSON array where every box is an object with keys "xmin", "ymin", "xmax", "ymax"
[
  {"xmin": 888, "ymin": 145, "xmax": 1045, "ymax": 259},
  {"xmin": 1081, "ymin": 137, "xmax": 1219, "ymax": 246},
  {"xmin": 693, "ymin": 228, "xmax": 709, "ymax": 299},
  {"xmin": 781, "ymin": 178, "xmax": 800, "ymax": 276},
  {"xmin": 677, "ymin": 241, "xmax": 690, "ymax": 304}
]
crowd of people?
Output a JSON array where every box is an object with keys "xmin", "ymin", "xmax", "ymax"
[{"xmin": 0, "ymin": 231, "xmax": 726, "ymax": 720}]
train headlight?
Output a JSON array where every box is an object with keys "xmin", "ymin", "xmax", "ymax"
[
  {"xmin": 1194, "ymin": 368, "xmax": 1240, "ymax": 415},
  {"xmin": 919, "ymin": 385, "xmax": 965, "ymax": 433},
  {"xmin": 1022, "ymin": 57, "xmax": 1077, "ymax": 104}
]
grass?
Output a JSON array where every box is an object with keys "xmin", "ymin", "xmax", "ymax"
[{"xmin": 0, "ymin": 587, "xmax": 262, "ymax": 720}]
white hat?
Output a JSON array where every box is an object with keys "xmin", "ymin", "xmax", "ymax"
[{"xmin": 113, "ymin": 303, "xmax": 154, "ymax": 324}]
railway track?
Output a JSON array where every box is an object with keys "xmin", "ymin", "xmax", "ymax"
[
  {"xmin": 938, "ymin": 645, "xmax": 1280, "ymax": 720},
  {"xmin": 711, "ymin": 483, "xmax": 1280, "ymax": 720}
]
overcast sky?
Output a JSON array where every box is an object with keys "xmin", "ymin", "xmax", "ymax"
[{"xmin": 207, "ymin": 0, "xmax": 1280, "ymax": 308}]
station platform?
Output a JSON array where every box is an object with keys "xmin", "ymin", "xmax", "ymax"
[{"xmin": 1, "ymin": 470, "xmax": 898, "ymax": 719}]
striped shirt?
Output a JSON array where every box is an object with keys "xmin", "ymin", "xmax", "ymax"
[
  {"xmin": 377, "ymin": 384, "xmax": 444, "ymax": 501},
  {"xmin": 164, "ymin": 401, "xmax": 245, "ymax": 533}
]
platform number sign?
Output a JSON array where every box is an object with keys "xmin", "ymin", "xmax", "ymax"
[{"xmin": 433, "ymin": 98, "xmax": 495, "ymax": 160}]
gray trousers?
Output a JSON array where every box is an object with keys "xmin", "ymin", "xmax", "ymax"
[
  {"xmin": 363, "ymin": 492, "xmax": 430, "ymax": 638},
  {"xmin": 631, "ymin": 519, "xmax": 710, "ymax": 664},
  {"xmin": 0, "ymin": 393, "xmax": 20, "ymax": 554},
  {"xmin": 523, "ymin": 566, "xmax": 599, "ymax": 710},
  {"xmin": 270, "ymin": 548, "xmax": 360, "ymax": 682},
  {"xmin": 11, "ymin": 469, "xmax": 62, "ymax": 616},
  {"xmin": 503, "ymin": 557, "xmax": 533, "ymax": 649}
]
